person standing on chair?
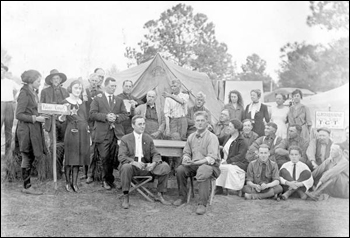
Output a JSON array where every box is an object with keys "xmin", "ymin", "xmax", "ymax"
[
  {"xmin": 117, "ymin": 80, "xmax": 144, "ymax": 135},
  {"xmin": 244, "ymin": 89, "xmax": 270, "ymax": 137},
  {"xmin": 15, "ymin": 70, "xmax": 49, "ymax": 195},
  {"xmin": 90, "ymin": 77, "xmax": 128, "ymax": 190},
  {"xmin": 173, "ymin": 111, "xmax": 221, "ymax": 215},
  {"xmin": 118, "ymin": 115, "xmax": 171, "ymax": 209},
  {"xmin": 59, "ymin": 80, "xmax": 90, "ymax": 192}
]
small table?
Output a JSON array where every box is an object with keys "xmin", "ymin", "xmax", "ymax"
[{"xmin": 153, "ymin": 139, "xmax": 186, "ymax": 157}]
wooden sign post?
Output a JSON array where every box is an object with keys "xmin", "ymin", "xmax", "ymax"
[{"xmin": 38, "ymin": 103, "xmax": 70, "ymax": 191}]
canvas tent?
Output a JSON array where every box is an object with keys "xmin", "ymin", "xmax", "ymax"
[{"xmin": 114, "ymin": 53, "xmax": 223, "ymax": 124}]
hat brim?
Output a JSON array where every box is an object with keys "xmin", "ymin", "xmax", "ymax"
[
  {"xmin": 45, "ymin": 73, "xmax": 67, "ymax": 85},
  {"xmin": 317, "ymin": 128, "xmax": 331, "ymax": 134}
]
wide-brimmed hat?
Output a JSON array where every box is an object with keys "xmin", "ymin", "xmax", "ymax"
[
  {"xmin": 317, "ymin": 127, "xmax": 331, "ymax": 135},
  {"xmin": 45, "ymin": 69, "xmax": 67, "ymax": 85},
  {"xmin": 1, "ymin": 63, "xmax": 8, "ymax": 72}
]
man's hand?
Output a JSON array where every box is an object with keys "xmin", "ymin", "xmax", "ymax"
[
  {"xmin": 36, "ymin": 115, "xmax": 49, "ymax": 123},
  {"xmin": 260, "ymin": 183, "xmax": 269, "ymax": 190},
  {"xmin": 151, "ymin": 131, "xmax": 160, "ymax": 139},
  {"xmin": 287, "ymin": 181, "xmax": 298, "ymax": 190},
  {"xmin": 162, "ymin": 91, "xmax": 172, "ymax": 98},
  {"xmin": 182, "ymin": 156, "xmax": 192, "ymax": 165},
  {"xmin": 131, "ymin": 161, "xmax": 145, "ymax": 170},
  {"xmin": 311, "ymin": 161, "xmax": 318, "ymax": 170},
  {"xmin": 145, "ymin": 162, "xmax": 156, "ymax": 172},
  {"xmin": 254, "ymin": 184, "xmax": 261, "ymax": 193},
  {"xmin": 106, "ymin": 113, "xmax": 116, "ymax": 123}
]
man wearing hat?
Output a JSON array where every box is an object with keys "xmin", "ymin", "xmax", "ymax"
[
  {"xmin": 1, "ymin": 62, "xmax": 21, "ymax": 156},
  {"xmin": 40, "ymin": 69, "xmax": 69, "ymax": 144},
  {"xmin": 306, "ymin": 127, "xmax": 333, "ymax": 170},
  {"xmin": 246, "ymin": 122, "xmax": 283, "ymax": 163}
]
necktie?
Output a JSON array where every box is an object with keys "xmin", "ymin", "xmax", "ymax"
[
  {"xmin": 293, "ymin": 163, "xmax": 296, "ymax": 181},
  {"xmin": 261, "ymin": 163, "xmax": 267, "ymax": 182},
  {"xmin": 108, "ymin": 95, "xmax": 112, "ymax": 107},
  {"xmin": 196, "ymin": 133, "xmax": 201, "ymax": 138}
]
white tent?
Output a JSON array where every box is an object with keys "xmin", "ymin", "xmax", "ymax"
[{"xmin": 302, "ymin": 83, "xmax": 349, "ymax": 142}]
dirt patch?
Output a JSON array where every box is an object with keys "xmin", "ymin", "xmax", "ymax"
[{"xmin": 1, "ymin": 172, "xmax": 349, "ymax": 237}]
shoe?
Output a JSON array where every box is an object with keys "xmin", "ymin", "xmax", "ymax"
[
  {"xmin": 21, "ymin": 186, "xmax": 43, "ymax": 195},
  {"xmin": 173, "ymin": 198, "xmax": 186, "ymax": 206},
  {"xmin": 122, "ymin": 194, "xmax": 130, "ymax": 209},
  {"xmin": 80, "ymin": 175, "xmax": 87, "ymax": 180},
  {"xmin": 305, "ymin": 191, "xmax": 318, "ymax": 201},
  {"xmin": 86, "ymin": 177, "xmax": 94, "ymax": 184},
  {"xmin": 297, "ymin": 190, "xmax": 308, "ymax": 200},
  {"xmin": 72, "ymin": 185, "xmax": 79, "ymax": 193},
  {"xmin": 154, "ymin": 193, "xmax": 172, "ymax": 206},
  {"xmin": 281, "ymin": 189, "xmax": 294, "ymax": 200},
  {"xmin": 215, "ymin": 186, "xmax": 224, "ymax": 195},
  {"xmin": 103, "ymin": 181, "xmax": 112, "ymax": 190},
  {"xmin": 65, "ymin": 184, "xmax": 73, "ymax": 192},
  {"xmin": 318, "ymin": 193, "xmax": 330, "ymax": 201},
  {"xmin": 244, "ymin": 193, "xmax": 258, "ymax": 200},
  {"xmin": 196, "ymin": 204, "xmax": 206, "ymax": 215}
]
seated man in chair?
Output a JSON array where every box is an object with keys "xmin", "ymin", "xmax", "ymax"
[
  {"xmin": 173, "ymin": 111, "xmax": 221, "ymax": 215},
  {"xmin": 118, "ymin": 115, "xmax": 171, "ymax": 209}
]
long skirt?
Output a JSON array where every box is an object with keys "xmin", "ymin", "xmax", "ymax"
[{"xmin": 216, "ymin": 164, "xmax": 246, "ymax": 190}]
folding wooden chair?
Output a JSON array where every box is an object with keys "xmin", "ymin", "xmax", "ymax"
[
  {"xmin": 187, "ymin": 176, "xmax": 216, "ymax": 205},
  {"xmin": 129, "ymin": 176, "xmax": 155, "ymax": 203}
]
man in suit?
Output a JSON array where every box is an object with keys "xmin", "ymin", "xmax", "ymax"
[
  {"xmin": 90, "ymin": 77, "xmax": 128, "ymax": 190},
  {"xmin": 134, "ymin": 90, "xmax": 165, "ymax": 139},
  {"xmin": 118, "ymin": 115, "xmax": 171, "ymax": 209}
]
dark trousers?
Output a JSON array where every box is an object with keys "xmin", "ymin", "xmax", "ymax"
[
  {"xmin": 87, "ymin": 142, "xmax": 99, "ymax": 178},
  {"xmin": 176, "ymin": 164, "xmax": 220, "ymax": 206},
  {"xmin": 1, "ymin": 101, "xmax": 15, "ymax": 155},
  {"xmin": 95, "ymin": 130, "xmax": 119, "ymax": 184},
  {"xmin": 280, "ymin": 168, "xmax": 312, "ymax": 193},
  {"xmin": 120, "ymin": 162, "xmax": 170, "ymax": 193}
]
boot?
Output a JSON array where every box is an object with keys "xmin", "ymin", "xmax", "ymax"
[
  {"xmin": 21, "ymin": 168, "xmax": 43, "ymax": 195},
  {"xmin": 296, "ymin": 189, "xmax": 308, "ymax": 200},
  {"xmin": 72, "ymin": 166, "xmax": 79, "ymax": 193},
  {"xmin": 65, "ymin": 166, "xmax": 73, "ymax": 192},
  {"xmin": 154, "ymin": 192, "xmax": 171, "ymax": 206},
  {"xmin": 281, "ymin": 189, "xmax": 296, "ymax": 200},
  {"xmin": 122, "ymin": 194, "xmax": 130, "ymax": 209}
]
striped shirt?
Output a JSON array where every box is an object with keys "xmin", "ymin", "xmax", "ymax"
[{"xmin": 164, "ymin": 92, "xmax": 189, "ymax": 118}]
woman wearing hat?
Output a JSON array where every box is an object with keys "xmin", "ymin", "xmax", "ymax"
[
  {"xmin": 15, "ymin": 70, "xmax": 49, "ymax": 195},
  {"xmin": 59, "ymin": 80, "xmax": 90, "ymax": 192},
  {"xmin": 40, "ymin": 69, "xmax": 69, "ymax": 145}
]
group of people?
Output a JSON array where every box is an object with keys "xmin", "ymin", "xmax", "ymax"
[{"xmin": 1, "ymin": 62, "xmax": 349, "ymax": 216}]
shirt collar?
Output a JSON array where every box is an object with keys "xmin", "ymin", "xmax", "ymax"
[
  {"xmin": 133, "ymin": 131, "xmax": 143, "ymax": 139},
  {"xmin": 258, "ymin": 158, "xmax": 270, "ymax": 165},
  {"xmin": 195, "ymin": 129, "xmax": 208, "ymax": 138},
  {"xmin": 105, "ymin": 92, "xmax": 113, "ymax": 98}
]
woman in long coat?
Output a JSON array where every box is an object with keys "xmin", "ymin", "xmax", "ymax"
[
  {"xmin": 59, "ymin": 80, "xmax": 90, "ymax": 192},
  {"xmin": 287, "ymin": 89, "xmax": 312, "ymax": 142},
  {"xmin": 15, "ymin": 70, "xmax": 48, "ymax": 195},
  {"xmin": 244, "ymin": 89, "xmax": 270, "ymax": 137}
]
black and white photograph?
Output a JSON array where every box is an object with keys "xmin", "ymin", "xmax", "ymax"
[{"xmin": 1, "ymin": 1, "xmax": 349, "ymax": 237}]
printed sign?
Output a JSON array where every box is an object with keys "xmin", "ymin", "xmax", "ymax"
[
  {"xmin": 38, "ymin": 103, "xmax": 70, "ymax": 115},
  {"xmin": 315, "ymin": 111, "xmax": 345, "ymax": 129}
]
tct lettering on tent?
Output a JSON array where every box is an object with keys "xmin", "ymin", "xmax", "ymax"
[{"xmin": 315, "ymin": 111, "xmax": 345, "ymax": 129}]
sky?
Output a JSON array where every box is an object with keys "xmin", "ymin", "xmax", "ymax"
[{"xmin": 1, "ymin": 1, "xmax": 344, "ymax": 82}]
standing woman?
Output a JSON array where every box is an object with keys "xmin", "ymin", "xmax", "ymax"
[
  {"xmin": 59, "ymin": 80, "xmax": 90, "ymax": 192},
  {"xmin": 269, "ymin": 93, "xmax": 289, "ymax": 139},
  {"xmin": 287, "ymin": 89, "xmax": 312, "ymax": 142},
  {"xmin": 244, "ymin": 89, "xmax": 270, "ymax": 137},
  {"xmin": 224, "ymin": 90, "xmax": 245, "ymax": 122},
  {"xmin": 16, "ymin": 70, "xmax": 48, "ymax": 195}
]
